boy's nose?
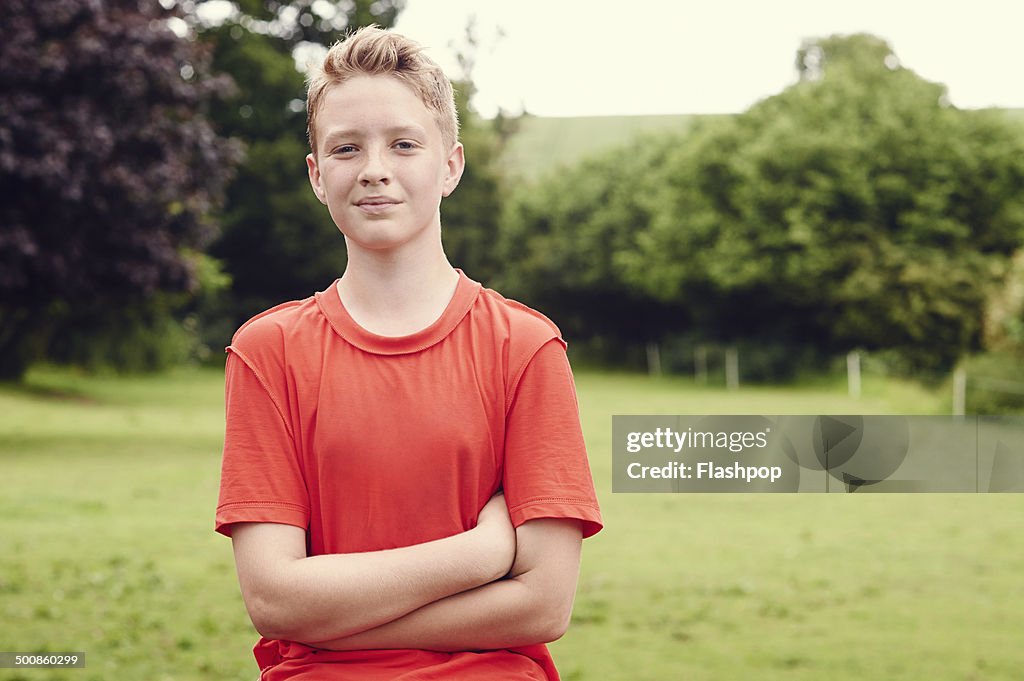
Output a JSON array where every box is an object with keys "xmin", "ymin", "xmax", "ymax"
[{"xmin": 358, "ymin": 149, "xmax": 392, "ymax": 185}]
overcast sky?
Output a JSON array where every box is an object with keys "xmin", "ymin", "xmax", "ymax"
[{"xmin": 392, "ymin": 0, "xmax": 1024, "ymax": 117}]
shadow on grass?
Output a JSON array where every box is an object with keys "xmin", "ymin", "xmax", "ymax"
[{"xmin": 0, "ymin": 377, "xmax": 100, "ymax": 405}]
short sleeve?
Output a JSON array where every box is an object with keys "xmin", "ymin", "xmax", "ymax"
[
  {"xmin": 215, "ymin": 350, "xmax": 310, "ymax": 537},
  {"xmin": 502, "ymin": 339, "xmax": 602, "ymax": 538}
]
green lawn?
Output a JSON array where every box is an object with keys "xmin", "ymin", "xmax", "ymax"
[{"xmin": 1, "ymin": 366, "xmax": 1022, "ymax": 680}]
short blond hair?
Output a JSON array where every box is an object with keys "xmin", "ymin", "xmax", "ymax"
[{"xmin": 306, "ymin": 26, "xmax": 459, "ymax": 154}]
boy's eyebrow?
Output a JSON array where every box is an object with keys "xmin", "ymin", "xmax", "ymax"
[{"xmin": 322, "ymin": 124, "xmax": 428, "ymax": 147}]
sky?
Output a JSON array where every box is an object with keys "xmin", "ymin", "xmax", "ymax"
[{"xmin": 392, "ymin": 0, "xmax": 1024, "ymax": 118}]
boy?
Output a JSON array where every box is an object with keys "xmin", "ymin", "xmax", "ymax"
[{"xmin": 216, "ymin": 26, "xmax": 602, "ymax": 681}]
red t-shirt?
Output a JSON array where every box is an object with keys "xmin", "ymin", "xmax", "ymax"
[{"xmin": 216, "ymin": 271, "xmax": 602, "ymax": 680}]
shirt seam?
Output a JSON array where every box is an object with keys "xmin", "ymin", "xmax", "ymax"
[
  {"xmin": 508, "ymin": 497, "xmax": 602, "ymax": 512},
  {"xmin": 316, "ymin": 273, "xmax": 482, "ymax": 356},
  {"xmin": 217, "ymin": 500, "xmax": 309, "ymax": 512},
  {"xmin": 505, "ymin": 338, "xmax": 563, "ymax": 412},
  {"xmin": 226, "ymin": 346, "xmax": 297, "ymax": 443}
]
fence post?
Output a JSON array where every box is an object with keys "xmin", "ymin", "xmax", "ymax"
[
  {"xmin": 725, "ymin": 345, "xmax": 739, "ymax": 391},
  {"xmin": 952, "ymin": 366, "xmax": 966, "ymax": 416},
  {"xmin": 646, "ymin": 341, "xmax": 662, "ymax": 377},
  {"xmin": 847, "ymin": 350, "xmax": 861, "ymax": 399}
]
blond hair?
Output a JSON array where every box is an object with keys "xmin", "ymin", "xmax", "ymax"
[{"xmin": 306, "ymin": 26, "xmax": 459, "ymax": 154}]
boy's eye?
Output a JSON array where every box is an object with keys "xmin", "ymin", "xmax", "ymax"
[
  {"xmin": 332, "ymin": 145, "xmax": 357, "ymax": 154},
  {"xmin": 394, "ymin": 141, "xmax": 417, "ymax": 150}
]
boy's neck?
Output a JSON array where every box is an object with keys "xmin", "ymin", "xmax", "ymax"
[{"xmin": 336, "ymin": 239, "xmax": 459, "ymax": 338}]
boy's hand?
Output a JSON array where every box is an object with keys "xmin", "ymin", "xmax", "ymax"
[{"xmin": 474, "ymin": 493, "xmax": 516, "ymax": 581}]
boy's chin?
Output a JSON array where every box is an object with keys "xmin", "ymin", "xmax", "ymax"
[{"xmin": 337, "ymin": 228, "xmax": 426, "ymax": 253}]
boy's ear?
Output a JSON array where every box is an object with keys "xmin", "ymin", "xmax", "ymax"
[
  {"xmin": 306, "ymin": 152, "xmax": 327, "ymax": 205},
  {"xmin": 441, "ymin": 143, "xmax": 466, "ymax": 198}
]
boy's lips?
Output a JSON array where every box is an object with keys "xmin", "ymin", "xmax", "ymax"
[{"xmin": 355, "ymin": 196, "xmax": 401, "ymax": 214}]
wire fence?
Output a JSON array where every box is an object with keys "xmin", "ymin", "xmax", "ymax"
[{"xmin": 641, "ymin": 342, "xmax": 1024, "ymax": 415}]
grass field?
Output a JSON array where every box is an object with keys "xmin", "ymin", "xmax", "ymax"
[{"xmin": 1, "ymin": 366, "xmax": 1022, "ymax": 680}]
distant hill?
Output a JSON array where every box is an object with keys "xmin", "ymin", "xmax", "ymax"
[
  {"xmin": 497, "ymin": 113, "xmax": 720, "ymax": 183},
  {"xmin": 497, "ymin": 108, "xmax": 1024, "ymax": 184}
]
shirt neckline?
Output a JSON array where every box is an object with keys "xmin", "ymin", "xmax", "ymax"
[{"xmin": 314, "ymin": 269, "xmax": 481, "ymax": 355}]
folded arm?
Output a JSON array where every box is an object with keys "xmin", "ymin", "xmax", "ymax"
[
  {"xmin": 229, "ymin": 494, "xmax": 516, "ymax": 643},
  {"xmin": 307, "ymin": 517, "xmax": 584, "ymax": 652}
]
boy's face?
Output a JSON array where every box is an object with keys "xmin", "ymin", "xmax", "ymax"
[{"xmin": 306, "ymin": 75, "xmax": 464, "ymax": 255}]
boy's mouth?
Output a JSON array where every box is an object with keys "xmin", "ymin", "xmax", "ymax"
[{"xmin": 355, "ymin": 196, "xmax": 401, "ymax": 214}]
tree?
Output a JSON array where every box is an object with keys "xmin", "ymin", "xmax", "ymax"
[
  {"xmin": 496, "ymin": 135, "xmax": 692, "ymax": 357},
  {"xmin": 440, "ymin": 18, "xmax": 514, "ymax": 287},
  {"xmin": 622, "ymin": 33, "xmax": 1024, "ymax": 372},
  {"xmin": 795, "ymin": 33, "xmax": 903, "ymax": 82},
  {"xmin": 0, "ymin": 0, "xmax": 239, "ymax": 380},
  {"xmin": 181, "ymin": 0, "xmax": 404, "ymax": 336}
]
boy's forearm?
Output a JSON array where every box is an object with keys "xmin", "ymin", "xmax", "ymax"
[
  {"xmin": 308, "ymin": 574, "xmax": 567, "ymax": 652},
  {"xmin": 233, "ymin": 522, "xmax": 510, "ymax": 643},
  {"xmin": 306, "ymin": 519, "xmax": 583, "ymax": 652}
]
